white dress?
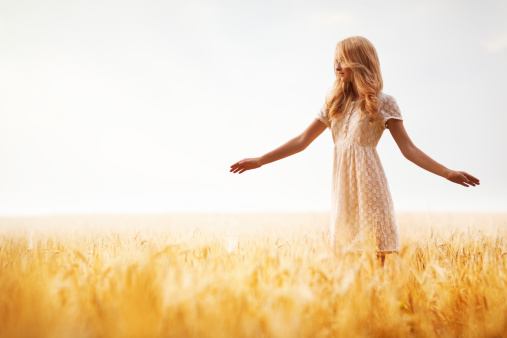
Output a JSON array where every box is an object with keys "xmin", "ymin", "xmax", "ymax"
[{"xmin": 315, "ymin": 92, "xmax": 403, "ymax": 253}]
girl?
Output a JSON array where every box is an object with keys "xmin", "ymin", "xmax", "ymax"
[{"xmin": 229, "ymin": 36, "xmax": 480, "ymax": 266}]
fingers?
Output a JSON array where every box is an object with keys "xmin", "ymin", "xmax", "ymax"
[
  {"xmin": 231, "ymin": 166, "xmax": 245, "ymax": 174},
  {"xmin": 230, "ymin": 164, "xmax": 240, "ymax": 173},
  {"xmin": 461, "ymin": 172, "xmax": 479, "ymax": 187},
  {"xmin": 449, "ymin": 171, "xmax": 478, "ymax": 187},
  {"xmin": 458, "ymin": 174, "xmax": 470, "ymax": 187},
  {"xmin": 459, "ymin": 173, "xmax": 470, "ymax": 184},
  {"xmin": 457, "ymin": 171, "xmax": 481, "ymax": 187},
  {"xmin": 449, "ymin": 172, "xmax": 469, "ymax": 187},
  {"xmin": 230, "ymin": 160, "xmax": 247, "ymax": 174},
  {"xmin": 230, "ymin": 160, "xmax": 245, "ymax": 172},
  {"xmin": 463, "ymin": 172, "xmax": 480, "ymax": 184}
]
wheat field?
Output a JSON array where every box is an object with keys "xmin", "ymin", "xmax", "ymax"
[{"xmin": 1, "ymin": 212, "xmax": 507, "ymax": 338}]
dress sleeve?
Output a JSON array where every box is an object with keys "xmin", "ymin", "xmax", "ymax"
[
  {"xmin": 381, "ymin": 95, "xmax": 403, "ymax": 130},
  {"xmin": 315, "ymin": 101, "xmax": 331, "ymax": 129}
]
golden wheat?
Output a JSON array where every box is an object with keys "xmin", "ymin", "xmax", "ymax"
[{"xmin": 1, "ymin": 212, "xmax": 506, "ymax": 337}]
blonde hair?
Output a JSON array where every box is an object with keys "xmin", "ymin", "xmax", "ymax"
[{"xmin": 325, "ymin": 36, "xmax": 383, "ymax": 124}]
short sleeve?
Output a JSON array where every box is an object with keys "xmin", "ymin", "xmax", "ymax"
[
  {"xmin": 315, "ymin": 102, "xmax": 331, "ymax": 129},
  {"xmin": 381, "ymin": 94, "xmax": 403, "ymax": 130}
]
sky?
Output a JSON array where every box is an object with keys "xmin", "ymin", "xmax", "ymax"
[{"xmin": 0, "ymin": 0, "xmax": 506, "ymax": 216}]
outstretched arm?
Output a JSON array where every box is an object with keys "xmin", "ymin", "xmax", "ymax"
[
  {"xmin": 230, "ymin": 118, "xmax": 327, "ymax": 174},
  {"xmin": 386, "ymin": 119, "xmax": 480, "ymax": 187}
]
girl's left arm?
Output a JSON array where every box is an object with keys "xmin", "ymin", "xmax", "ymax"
[{"xmin": 386, "ymin": 119, "xmax": 480, "ymax": 188}]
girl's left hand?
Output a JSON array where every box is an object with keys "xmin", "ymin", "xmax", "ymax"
[
  {"xmin": 230, "ymin": 157, "xmax": 263, "ymax": 174},
  {"xmin": 445, "ymin": 170, "xmax": 480, "ymax": 187}
]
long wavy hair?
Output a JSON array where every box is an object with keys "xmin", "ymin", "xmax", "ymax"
[{"xmin": 325, "ymin": 36, "xmax": 383, "ymax": 124}]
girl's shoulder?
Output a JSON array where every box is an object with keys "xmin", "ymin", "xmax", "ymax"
[
  {"xmin": 377, "ymin": 92, "xmax": 395, "ymax": 103},
  {"xmin": 376, "ymin": 92, "xmax": 398, "ymax": 110}
]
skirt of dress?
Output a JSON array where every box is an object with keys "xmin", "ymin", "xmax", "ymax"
[{"xmin": 329, "ymin": 141, "xmax": 401, "ymax": 254}]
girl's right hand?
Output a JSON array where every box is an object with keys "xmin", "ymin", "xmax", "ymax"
[
  {"xmin": 445, "ymin": 170, "xmax": 480, "ymax": 187},
  {"xmin": 230, "ymin": 157, "xmax": 263, "ymax": 174}
]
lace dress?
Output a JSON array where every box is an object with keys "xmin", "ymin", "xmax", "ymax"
[{"xmin": 315, "ymin": 92, "xmax": 403, "ymax": 253}]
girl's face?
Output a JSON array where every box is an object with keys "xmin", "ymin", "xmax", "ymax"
[{"xmin": 335, "ymin": 51, "xmax": 352, "ymax": 82}]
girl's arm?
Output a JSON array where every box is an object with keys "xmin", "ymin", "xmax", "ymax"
[
  {"xmin": 230, "ymin": 119, "xmax": 327, "ymax": 174},
  {"xmin": 386, "ymin": 119, "xmax": 480, "ymax": 187}
]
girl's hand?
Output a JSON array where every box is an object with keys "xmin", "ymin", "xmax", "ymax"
[
  {"xmin": 445, "ymin": 170, "xmax": 480, "ymax": 187},
  {"xmin": 230, "ymin": 158, "xmax": 263, "ymax": 174}
]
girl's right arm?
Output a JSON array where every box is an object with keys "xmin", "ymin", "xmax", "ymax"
[{"xmin": 229, "ymin": 118, "xmax": 327, "ymax": 174}]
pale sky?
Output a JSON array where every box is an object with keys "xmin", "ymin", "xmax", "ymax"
[{"xmin": 1, "ymin": 0, "xmax": 506, "ymax": 216}]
